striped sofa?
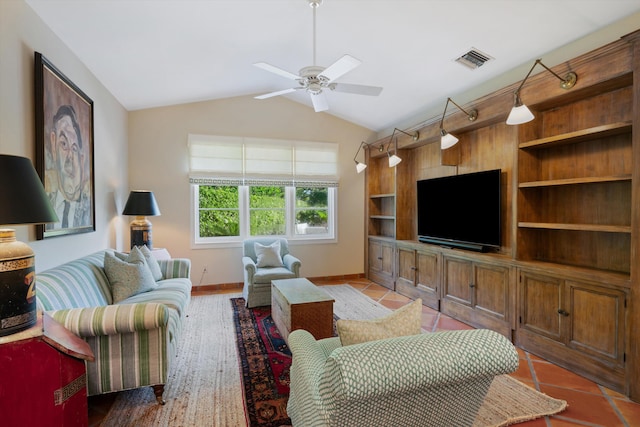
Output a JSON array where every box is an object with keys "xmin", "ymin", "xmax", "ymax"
[{"xmin": 36, "ymin": 250, "xmax": 191, "ymax": 404}]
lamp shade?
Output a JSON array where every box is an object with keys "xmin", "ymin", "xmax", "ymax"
[
  {"xmin": 0, "ymin": 155, "xmax": 58, "ymax": 225},
  {"xmin": 440, "ymin": 131, "xmax": 459, "ymax": 150},
  {"xmin": 122, "ymin": 191, "xmax": 161, "ymax": 217},
  {"xmin": 355, "ymin": 162, "xmax": 367, "ymax": 173},
  {"xmin": 506, "ymin": 104, "xmax": 535, "ymax": 125},
  {"xmin": 388, "ymin": 154, "xmax": 402, "ymax": 168}
]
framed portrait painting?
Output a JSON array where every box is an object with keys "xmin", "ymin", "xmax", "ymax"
[{"xmin": 34, "ymin": 52, "xmax": 95, "ymax": 239}]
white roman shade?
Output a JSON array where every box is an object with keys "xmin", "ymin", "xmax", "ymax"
[{"xmin": 188, "ymin": 134, "xmax": 338, "ymax": 187}]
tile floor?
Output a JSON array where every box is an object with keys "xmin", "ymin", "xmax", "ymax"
[{"xmin": 89, "ymin": 278, "xmax": 640, "ymax": 427}]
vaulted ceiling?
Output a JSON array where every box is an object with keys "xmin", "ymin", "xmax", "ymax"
[{"xmin": 25, "ymin": 0, "xmax": 640, "ymax": 132}]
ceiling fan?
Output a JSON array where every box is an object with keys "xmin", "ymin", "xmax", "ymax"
[{"xmin": 253, "ymin": 0, "xmax": 383, "ymax": 112}]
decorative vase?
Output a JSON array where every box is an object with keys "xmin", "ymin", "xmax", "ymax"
[{"xmin": 0, "ymin": 229, "xmax": 37, "ymax": 336}]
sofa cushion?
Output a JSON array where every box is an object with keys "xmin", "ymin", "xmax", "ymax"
[
  {"xmin": 119, "ymin": 278, "xmax": 191, "ymax": 317},
  {"xmin": 336, "ymin": 298, "xmax": 422, "ymax": 346},
  {"xmin": 104, "ymin": 248, "xmax": 158, "ymax": 303},
  {"xmin": 253, "ymin": 267, "xmax": 296, "ymax": 284},
  {"xmin": 255, "ymin": 240, "xmax": 284, "ymax": 268}
]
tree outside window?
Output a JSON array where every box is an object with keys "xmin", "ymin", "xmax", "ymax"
[
  {"xmin": 198, "ymin": 185, "xmax": 239, "ymax": 237},
  {"xmin": 249, "ymin": 186, "xmax": 285, "ymax": 236},
  {"xmin": 295, "ymin": 187, "xmax": 328, "ymax": 234}
]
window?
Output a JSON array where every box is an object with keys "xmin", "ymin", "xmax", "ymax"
[
  {"xmin": 192, "ymin": 184, "xmax": 336, "ymax": 245},
  {"xmin": 249, "ymin": 186, "xmax": 285, "ymax": 236},
  {"xmin": 197, "ymin": 185, "xmax": 239, "ymax": 238},
  {"xmin": 189, "ymin": 134, "xmax": 338, "ymax": 247},
  {"xmin": 295, "ymin": 187, "xmax": 329, "ymax": 235}
]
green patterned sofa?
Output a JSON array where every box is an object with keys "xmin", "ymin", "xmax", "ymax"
[
  {"xmin": 36, "ymin": 250, "xmax": 191, "ymax": 404},
  {"xmin": 287, "ymin": 328, "xmax": 519, "ymax": 427}
]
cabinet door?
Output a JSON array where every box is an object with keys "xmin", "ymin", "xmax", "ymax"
[
  {"xmin": 473, "ymin": 263, "xmax": 510, "ymax": 321},
  {"xmin": 565, "ymin": 280, "xmax": 626, "ymax": 367},
  {"xmin": 416, "ymin": 250, "xmax": 438, "ymax": 293},
  {"xmin": 380, "ymin": 242, "xmax": 394, "ymax": 277},
  {"xmin": 443, "ymin": 257, "xmax": 473, "ymax": 306},
  {"xmin": 368, "ymin": 240, "xmax": 383, "ymax": 272},
  {"xmin": 368, "ymin": 239, "xmax": 394, "ymax": 289},
  {"xmin": 519, "ymin": 271, "xmax": 563, "ymax": 341},
  {"xmin": 396, "ymin": 247, "xmax": 416, "ymax": 289}
]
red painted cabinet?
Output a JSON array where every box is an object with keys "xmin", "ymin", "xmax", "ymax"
[{"xmin": 0, "ymin": 313, "xmax": 94, "ymax": 427}]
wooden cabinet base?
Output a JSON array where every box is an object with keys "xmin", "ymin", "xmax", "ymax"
[{"xmin": 516, "ymin": 328, "xmax": 626, "ymax": 394}]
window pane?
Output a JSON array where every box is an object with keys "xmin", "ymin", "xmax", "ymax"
[
  {"xmin": 295, "ymin": 187, "xmax": 328, "ymax": 234},
  {"xmin": 198, "ymin": 186, "xmax": 239, "ymax": 237},
  {"xmin": 249, "ymin": 186, "xmax": 285, "ymax": 236}
]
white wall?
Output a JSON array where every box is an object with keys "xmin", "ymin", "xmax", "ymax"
[
  {"xmin": 0, "ymin": 1, "xmax": 129, "ymax": 271},
  {"xmin": 128, "ymin": 95, "xmax": 376, "ymax": 286}
]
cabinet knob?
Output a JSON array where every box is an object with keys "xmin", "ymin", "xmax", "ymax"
[
  {"xmin": 377, "ymin": 256, "xmax": 383, "ymax": 260},
  {"xmin": 469, "ymin": 283, "xmax": 475, "ymax": 288},
  {"xmin": 557, "ymin": 309, "xmax": 570, "ymax": 317},
  {"xmin": 411, "ymin": 267, "xmax": 417, "ymax": 271}
]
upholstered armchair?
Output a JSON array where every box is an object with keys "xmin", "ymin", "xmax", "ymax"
[
  {"xmin": 242, "ymin": 237, "xmax": 301, "ymax": 308},
  {"xmin": 287, "ymin": 328, "xmax": 519, "ymax": 427}
]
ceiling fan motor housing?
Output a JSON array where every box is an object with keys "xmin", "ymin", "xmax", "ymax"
[{"xmin": 299, "ymin": 66, "xmax": 327, "ymax": 94}]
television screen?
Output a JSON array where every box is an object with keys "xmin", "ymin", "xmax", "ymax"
[{"xmin": 417, "ymin": 169, "xmax": 501, "ymax": 252}]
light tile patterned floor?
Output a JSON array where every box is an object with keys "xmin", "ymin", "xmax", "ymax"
[{"xmin": 89, "ymin": 278, "xmax": 640, "ymax": 427}]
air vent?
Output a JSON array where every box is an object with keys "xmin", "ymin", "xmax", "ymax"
[{"xmin": 455, "ymin": 48, "xmax": 494, "ymax": 70}]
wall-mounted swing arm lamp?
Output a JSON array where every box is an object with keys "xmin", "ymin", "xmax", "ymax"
[
  {"xmin": 379, "ymin": 128, "xmax": 419, "ymax": 168},
  {"xmin": 506, "ymin": 59, "xmax": 577, "ymax": 125},
  {"xmin": 353, "ymin": 141, "xmax": 368, "ymax": 173},
  {"xmin": 439, "ymin": 97, "xmax": 478, "ymax": 150}
]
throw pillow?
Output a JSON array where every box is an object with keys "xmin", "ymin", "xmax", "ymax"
[
  {"xmin": 114, "ymin": 246, "xmax": 163, "ymax": 281},
  {"xmin": 138, "ymin": 245, "xmax": 164, "ymax": 281},
  {"xmin": 104, "ymin": 248, "xmax": 158, "ymax": 303},
  {"xmin": 255, "ymin": 241, "xmax": 284, "ymax": 268},
  {"xmin": 336, "ymin": 298, "xmax": 423, "ymax": 346}
]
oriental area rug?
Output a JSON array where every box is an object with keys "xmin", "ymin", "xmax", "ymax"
[{"xmin": 103, "ymin": 285, "xmax": 567, "ymax": 427}]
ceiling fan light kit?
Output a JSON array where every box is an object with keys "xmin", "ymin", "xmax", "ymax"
[{"xmin": 254, "ymin": 0, "xmax": 382, "ymax": 112}]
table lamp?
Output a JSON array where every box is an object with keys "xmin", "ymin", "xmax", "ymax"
[
  {"xmin": 0, "ymin": 154, "xmax": 58, "ymax": 336},
  {"xmin": 122, "ymin": 190, "xmax": 161, "ymax": 249}
]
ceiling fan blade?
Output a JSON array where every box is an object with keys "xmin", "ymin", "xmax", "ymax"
[
  {"xmin": 330, "ymin": 83, "xmax": 383, "ymax": 96},
  {"xmin": 310, "ymin": 92, "xmax": 329, "ymax": 112},
  {"xmin": 254, "ymin": 88, "xmax": 298, "ymax": 100},
  {"xmin": 253, "ymin": 62, "xmax": 301, "ymax": 80},
  {"xmin": 318, "ymin": 54, "xmax": 361, "ymax": 83}
]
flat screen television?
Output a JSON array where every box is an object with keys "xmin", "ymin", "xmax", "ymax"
[{"xmin": 417, "ymin": 169, "xmax": 501, "ymax": 252}]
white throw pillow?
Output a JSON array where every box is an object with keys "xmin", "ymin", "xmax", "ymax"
[
  {"xmin": 105, "ymin": 247, "xmax": 158, "ymax": 303},
  {"xmin": 255, "ymin": 241, "xmax": 284, "ymax": 268}
]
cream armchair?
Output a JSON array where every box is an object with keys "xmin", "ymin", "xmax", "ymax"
[
  {"xmin": 287, "ymin": 328, "xmax": 519, "ymax": 427},
  {"xmin": 242, "ymin": 237, "xmax": 301, "ymax": 308}
]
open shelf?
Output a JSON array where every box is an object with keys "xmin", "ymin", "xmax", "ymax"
[
  {"xmin": 518, "ymin": 121, "xmax": 632, "ymax": 150},
  {"xmin": 519, "ymin": 175, "xmax": 631, "ymax": 188},
  {"xmin": 518, "ymin": 222, "xmax": 631, "ymax": 233}
]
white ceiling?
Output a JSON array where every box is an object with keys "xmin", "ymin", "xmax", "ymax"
[{"xmin": 25, "ymin": 0, "xmax": 640, "ymax": 132}]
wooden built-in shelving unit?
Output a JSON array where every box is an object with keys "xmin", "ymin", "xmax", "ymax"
[{"xmin": 363, "ymin": 29, "xmax": 640, "ymax": 402}]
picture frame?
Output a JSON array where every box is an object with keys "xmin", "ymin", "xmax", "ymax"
[{"xmin": 34, "ymin": 52, "xmax": 95, "ymax": 239}]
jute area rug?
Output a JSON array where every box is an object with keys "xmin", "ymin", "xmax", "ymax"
[{"xmin": 103, "ymin": 284, "xmax": 566, "ymax": 427}]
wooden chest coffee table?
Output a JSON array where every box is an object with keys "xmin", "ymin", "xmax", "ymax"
[{"xmin": 271, "ymin": 278, "xmax": 335, "ymax": 344}]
